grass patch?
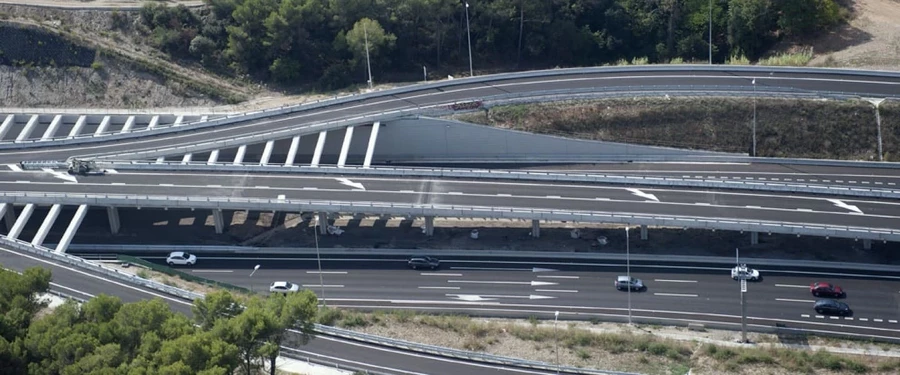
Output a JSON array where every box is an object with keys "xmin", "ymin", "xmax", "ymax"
[
  {"xmin": 704, "ymin": 344, "xmax": 872, "ymax": 374},
  {"xmin": 758, "ymin": 47, "xmax": 815, "ymax": 66},
  {"xmin": 117, "ymin": 255, "xmax": 251, "ymax": 294}
]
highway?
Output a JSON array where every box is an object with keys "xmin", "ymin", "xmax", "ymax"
[
  {"xmin": 126, "ymin": 252, "xmax": 900, "ymax": 341},
  {"xmin": 2, "ymin": 168, "xmax": 899, "ymax": 231},
  {"xmin": 0, "ymin": 245, "xmax": 586, "ymax": 375},
  {"xmin": 1, "ymin": 68, "xmax": 899, "ymax": 163}
]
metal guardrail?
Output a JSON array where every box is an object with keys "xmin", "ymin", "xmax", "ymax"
[
  {"xmin": 0, "ymin": 236, "xmax": 204, "ymax": 301},
  {"xmin": 1, "ymin": 192, "xmax": 897, "ymax": 241},
  {"xmin": 2, "ymin": 65, "xmax": 896, "ymax": 151},
  {"xmin": 310, "ymin": 324, "xmax": 636, "ymax": 375},
  {"xmin": 109, "ymin": 162, "xmax": 900, "ymax": 199}
]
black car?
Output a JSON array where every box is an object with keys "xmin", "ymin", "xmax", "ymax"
[
  {"xmin": 408, "ymin": 256, "xmax": 440, "ymax": 270},
  {"xmin": 814, "ymin": 299, "xmax": 852, "ymax": 316}
]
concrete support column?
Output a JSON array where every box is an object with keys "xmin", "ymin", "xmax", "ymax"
[
  {"xmin": 212, "ymin": 209, "xmax": 225, "ymax": 234},
  {"xmin": 260, "ymin": 140, "xmax": 275, "ymax": 166},
  {"xmin": 750, "ymin": 232, "xmax": 759, "ymax": 245},
  {"xmin": 531, "ymin": 219, "xmax": 540, "ymax": 238},
  {"xmin": 94, "ymin": 116, "xmax": 111, "ymax": 135},
  {"xmin": 0, "ymin": 114, "xmax": 14, "ymax": 139},
  {"xmin": 107, "ymin": 206, "xmax": 121, "ymax": 235},
  {"xmin": 207, "ymin": 149, "xmax": 219, "ymax": 165},
  {"xmin": 120, "ymin": 115, "xmax": 136, "ymax": 133},
  {"xmin": 424, "ymin": 216, "xmax": 435, "ymax": 237},
  {"xmin": 155, "ymin": 157, "xmax": 165, "ymax": 164},
  {"xmin": 0, "ymin": 203, "xmax": 16, "ymax": 232},
  {"xmin": 337, "ymin": 126, "xmax": 355, "ymax": 167},
  {"xmin": 285, "ymin": 136, "xmax": 301, "ymax": 167},
  {"xmin": 68, "ymin": 115, "xmax": 86, "ymax": 138},
  {"xmin": 181, "ymin": 153, "xmax": 193, "ymax": 164},
  {"xmin": 200, "ymin": 115, "xmax": 209, "ymax": 122},
  {"xmin": 863, "ymin": 239, "xmax": 872, "ymax": 250},
  {"xmin": 56, "ymin": 205, "xmax": 89, "ymax": 253},
  {"xmin": 317, "ymin": 212, "xmax": 328, "ymax": 235},
  {"xmin": 173, "ymin": 115, "xmax": 185, "ymax": 126},
  {"xmin": 147, "ymin": 115, "xmax": 160, "ymax": 130},
  {"xmin": 32, "ymin": 204, "xmax": 62, "ymax": 246},
  {"xmin": 363, "ymin": 121, "xmax": 381, "ymax": 168},
  {"xmin": 41, "ymin": 115, "xmax": 62, "ymax": 140},
  {"xmin": 640, "ymin": 225, "xmax": 648, "ymax": 241},
  {"xmin": 311, "ymin": 131, "xmax": 328, "ymax": 167},
  {"xmin": 233, "ymin": 145, "xmax": 247, "ymax": 165},
  {"xmin": 17, "ymin": 115, "xmax": 39, "ymax": 141},
  {"xmin": 8, "ymin": 203, "xmax": 35, "ymax": 240}
]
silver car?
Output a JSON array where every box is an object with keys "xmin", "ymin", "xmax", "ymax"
[{"xmin": 615, "ymin": 276, "xmax": 644, "ymax": 291}]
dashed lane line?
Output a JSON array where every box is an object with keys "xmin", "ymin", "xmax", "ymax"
[{"xmin": 535, "ymin": 289, "xmax": 578, "ymax": 293}]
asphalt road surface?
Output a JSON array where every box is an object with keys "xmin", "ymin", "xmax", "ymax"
[
  {"xmin": 2, "ymin": 168, "xmax": 898, "ymax": 231},
  {"xmin": 136, "ymin": 252, "xmax": 900, "ymax": 341},
  {"xmin": 2, "ymin": 68, "xmax": 899, "ymax": 162}
]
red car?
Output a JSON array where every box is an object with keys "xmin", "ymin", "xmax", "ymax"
[{"xmin": 810, "ymin": 282, "xmax": 845, "ymax": 298}]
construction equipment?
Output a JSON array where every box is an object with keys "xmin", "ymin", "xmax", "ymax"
[{"xmin": 67, "ymin": 158, "xmax": 105, "ymax": 176}]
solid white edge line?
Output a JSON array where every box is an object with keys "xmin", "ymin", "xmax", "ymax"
[
  {"xmin": 306, "ymin": 271, "xmax": 348, "ymax": 274},
  {"xmin": 654, "ymin": 279, "xmax": 698, "ymax": 283},
  {"xmin": 653, "ymin": 293, "xmax": 698, "ymax": 297},
  {"xmin": 535, "ymin": 289, "xmax": 578, "ymax": 293},
  {"xmin": 302, "ymin": 284, "xmax": 345, "ymax": 288},
  {"xmin": 420, "ymin": 273, "xmax": 463, "ymax": 276},
  {"xmin": 418, "ymin": 287, "xmax": 460, "ymax": 290},
  {"xmin": 775, "ymin": 284, "xmax": 809, "ymax": 288},
  {"xmin": 775, "ymin": 298, "xmax": 816, "ymax": 303},
  {"xmin": 536, "ymin": 275, "xmax": 580, "ymax": 279}
]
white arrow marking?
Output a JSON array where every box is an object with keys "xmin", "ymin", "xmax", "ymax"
[
  {"xmin": 627, "ymin": 188, "xmax": 659, "ymax": 202},
  {"xmin": 42, "ymin": 168, "xmax": 78, "ymax": 183},
  {"xmin": 336, "ymin": 178, "xmax": 366, "ymax": 190},
  {"xmin": 447, "ymin": 280, "xmax": 558, "ymax": 286},
  {"xmin": 447, "ymin": 294, "xmax": 555, "ymax": 300},
  {"xmin": 826, "ymin": 199, "xmax": 863, "ymax": 214},
  {"xmin": 450, "ymin": 267, "xmax": 558, "ymax": 272}
]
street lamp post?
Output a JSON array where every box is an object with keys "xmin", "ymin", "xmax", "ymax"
[
  {"xmin": 626, "ymin": 226, "xmax": 632, "ymax": 325},
  {"xmin": 465, "ymin": 2, "xmax": 474, "ymax": 77},
  {"xmin": 708, "ymin": 0, "xmax": 712, "ymax": 64},
  {"xmin": 554, "ymin": 311, "xmax": 560, "ymax": 374},
  {"xmin": 364, "ymin": 24, "xmax": 373, "ymax": 90},
  {"xmin": 866, "ymin": 98, "xmax": 885, "ymax": 161},
  {"xmin": 736, "ymin": 248, "xmax": 748, "ymax": 343},
  {"xmin": 249, "ymin": 264, "xmax": 260, "ymax": 293},
  {"xmin": 752, "ymin": 78, "xmax": 757, "ymax": 157},
  {"xmin": 314, "ymin": 215, "xmax": 326, "ymax": 306}
]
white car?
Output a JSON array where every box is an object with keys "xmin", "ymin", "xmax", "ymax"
[
  {"xmin": 269, "ymin": 281, "xmax": 300, "ymax": 294},
  {"xmin": 166, "ymin": 251, "xmax": 196, "ymax": 266},
  {"xmin": 731, "ymin": 264, "xmax": 760, "ymax": 281}
]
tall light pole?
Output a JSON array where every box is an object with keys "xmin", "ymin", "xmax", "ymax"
[
  {"xmin": 249, "ymin": 264, "xmax": 260, "ymax": 293},
  {"xmin": 364, "ymin": 24, "xmax": 373, "ymax": 90},
  {"xmin": 465, "ymin": 2, "xmax": 474, "ymax": 77},
  {"xmin": 866, "ymin": 98, "xmax": 885, "ymax": 161},
  {"xmin": 626, "ymin": 226, "xmax": 632, "ymax": 325},
  {"xmin": 752, "ymin": 78, "xmax": 757, "ymax": 157},
  {"xmin": 553, "ymin": 311, "xmax": 560, "ymax": 374},
  {"xmin": 737, "ymin": 247, "xmax": 747, "ymax": 343},
  {"xmin": 708, "ymin": 0, "xmax": 713, "ymax": 64},
  {"xmin": 314, "ymin": 215, "xmax": 326, "ymax": 306}
]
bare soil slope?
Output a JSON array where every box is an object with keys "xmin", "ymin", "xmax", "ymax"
[{"xmin": 806, "ymin": 0, "xmax": 900, "ymax": 70}]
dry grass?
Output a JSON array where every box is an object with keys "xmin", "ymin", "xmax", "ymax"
[{"xmin": 459, "ymin": 97, "xmax": 900, "ymax": 161}]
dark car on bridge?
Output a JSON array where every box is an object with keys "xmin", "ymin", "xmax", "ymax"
[
  {"xmin": 810, "ymin": 282, "xmax": 845, "ymax": 298},
  {"xmin": 408, "ymin": 256, "xmax": 440, "ymax": 270},
  {"xmin": 814, "ymin": 299, "xmax": 852, "ymax": 316}
]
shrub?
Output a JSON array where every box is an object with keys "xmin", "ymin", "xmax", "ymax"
[{"xmin": 90, "ymin": 61, "xmax": 104, "ymax": 70}]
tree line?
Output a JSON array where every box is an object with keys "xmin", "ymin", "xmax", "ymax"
[
  {"xmin": 0, "ymin": 266, "xmax": 318, "ymax": 375},
  {"xmin": 136, "ymin": 0, "xmax": 844, "ymax": 90}
]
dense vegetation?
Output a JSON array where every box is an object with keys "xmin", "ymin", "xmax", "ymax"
[
  {"xmin": 137, "ymin": 0, "xmax": 846, "ymax": 89},
  {"xmin": 0, "ymin": 266, "xmax": 317, "ymax": 375}
]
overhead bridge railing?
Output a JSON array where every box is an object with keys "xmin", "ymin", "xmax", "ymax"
[
  {"xmin": 107, "ymin": 162, "xmax": 900, "ymax": 200},
  {"xmin": 0, "ymin": 192, "xmax": 897, "ymax": 242},
  {"xmin": 2, "ymin": 64, "xmax": 894, "ymax": 150}
]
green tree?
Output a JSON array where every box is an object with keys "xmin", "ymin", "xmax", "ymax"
[
  {"xmin": 193, "ymin": 290, "xmax": 244, "ymax": 330},
  {"xmin": 345, "ymin": 18, "xmax": 397, "ymax": 67}
]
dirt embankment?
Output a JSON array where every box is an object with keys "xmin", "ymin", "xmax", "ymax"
[{"xmin": 456, "ymin": 98, "xmax": 900, "ymax": 161}]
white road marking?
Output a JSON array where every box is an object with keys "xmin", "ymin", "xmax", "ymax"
[
  {"xmin": 860, "ymin": 318, "xmax": 869, "ymax": 322},
  {"xmin": 336, "ymin": 178, "xmax": 366, "ymax": 190},
  {"xmin": 448, "ymin": 280, "xmax": 558, "ymax": 286},
  {"xmin": 399, "ymin": 190, "xmax": 415, "ymax": 193},
  {"xmin": 535, "ymin": 289, "xmax": 578, "ymax": 293},
  {"xmin": 830, "ymin": 316, "xmax": 840, "ymax": 320},
  {"xmin": 448, "ymin": 192, "xmax": 463, "ymax": 195},
  {"xmin": 306, "ymin": 271, "xmax": 348, "ymax": 274},
  {"xmin": 207, "ymin": 184, "xmax": 222, "ymax": 187},
  {"xmin": 775, "ymin": 284, "xmax": 808, "ymax": 288},
  {"xmin": 845, "ymin": 317, "xmax": 853, "ymax": 321},
  {"xmin": 159, "ymin": 183, "xmax": 174, "ymax": 186},
  {"xmin": 418, "ymin": 286, "xmax": 460, "ymax": 290},
  {"xmin": 874, "ymin": 319, "xmax": 883, "ymax": 322},
  {"xmin": 302, "ymin": 284, "xmax": 344, "ymax": 288},
  {"xmin": 420, "ymin": 273, "xmax": 462, "ymax": 277},
  {"xmin": 745, "ymin": 205, "xmax": 761, "ymax": 209},
  {"xmin": 891, "ymin": 320, "xmax": 898, "ymax": 324},
  {"xmin": 654, "ymin": 293, "xmax": 698, "ymax": 297},
  {"xmin": 626, "ymin": 188, "xmax": 660, "ymax": 202},
  {"xmin": 654, "ymin": 279, "xmax": 697, "ymax": 283},
  {"xmin": 255, "ymin": 186, "xmax": 270, "ymax": 189},
  {"xmin": 447, "ymin": 294, "xmax": 555, "ymax": 300},
  {"xmin": 302, "ymin": 187, "xmax": 318, "ymax": 190},
  {"xmin": 111, "ymin": 182, "xmax": 126, "ymax": 185},
  {"xmin": 796, "ymin": 208, "xmax": 813, "ymax": 212},
  {"xmin": 546, "ymin": 195, "xmax": 562, "ymax": 198},
  {"xmin": 595, "ymin": 197, "xmax": 610, "ymax": 201},
  {"xmin": 816, "ymin": 315, "xmax": 825, "ymax": 319},
  {"xmin": 104, "ymin": 169, "xmax": 118, "ymax": 174},
  {"xmin": 451, "ymin": 267, "xmax": 557, "ymax": 272},
  {"xmin": 15, "ymin": 180, "xmax": 30, "ymax": 183},
  {"xmin": 497, "ymin": 193, "xmax": 512, "ymax": 196},
  {"xmin": 826, "ymin": 199, "xmax": 864, "ymax": 214},
  {"xmin": 191, "ymin": 270, "xmax": 233, "ymax": 273},
  {"xmin": 695, "ymin": 202, "xmax": 711, "ymax": 206},
  {"xmin": 801, "ymin": 314, "xmax": 810, "ymax": 318},
  {"xmin": 7, "ymin": 164, "xmax": 23, "ymax": 172},
  {"xmin": 537, "ymin": 275, "xmax": 579, "ymax": 279},
  {"xmin": 775, "ymin": 298, "xmax": 815, "ymax": 303}
]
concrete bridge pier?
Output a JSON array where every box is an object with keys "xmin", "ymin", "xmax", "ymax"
[
  {"xmin": 56, "ymin": 205, "xmax": 89, "ymax": 253},
  {"xmin": 0, "ymin": 203, "xmax": 16, "ymax": 232},
  {"xmin": 16, "ymin": 115, "xmax": 39, "ymax": 141},
  {"xmin": 285, "ymin": 136, "xmax": 301, "ymax": 166},
  {"xmin": 311, "ymin": 131, "xmax": 328, "ymax": 167},
  {"xmin": 32, "ymin": 204, "xmax": 62, "ymax": 246},
  {"xmin": 260, "ymin": 140, "xmax": 275, "ymax": 166},
  {"xmin": 208, "ymin": 149, "xmax": 219, "ymax": 165},
  {"xmin": 863, "ymin": 239, "xmax": 872, "ymax": 250},
  {"xmin": 317, "ymin": 212, "xmax": 328, "ymax": 235},
  {"xmin": 424, "ymin": 216, "xmax": 435, "ymax": 236},
  {"xmin": 8, "ymin": 203, "xmax": 35, "ymax": 240},
  {"xmin": 233, "ymin": 145, "xmax": 247, "ymax": 165},
  {"xmin": 212, "ymin": 209, "xmax": 225, "ymax": 234},
  {"xmin": 107, "ymin": 207, "xmax": 121, "ymax": 235},
  {"xmin": 640, "ymin": 225, "xmax": 648, "ymax": 240},
  {"xmin": 338, "ymin": 126, "xmax": 355, "ymax": 167},
  {"xmin": 531, "ymin": 219, "xmax": 540, "ymax": 238},
  {"xmin": 68, "ymin": 115, "xmax": 87, "ymax": 137},
  {"xmin": 363, "ymin": 121, "xmax": 381, "ymax": 168},
  {"xmin": 750, "ymin": 232, "xmax": 759, "ymax": 245}
]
